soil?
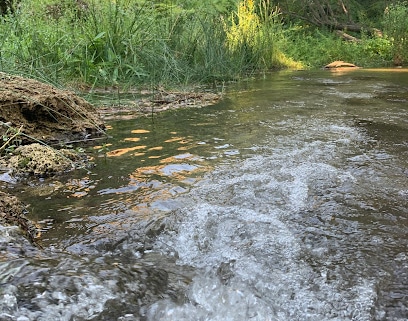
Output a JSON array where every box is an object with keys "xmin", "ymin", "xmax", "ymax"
[
  {"xmin": 0, "ymin": 191, "xmax": 41, "ymax": 246},
  {"xmin": 0, "ymin": 72, "xmax": 105, "ymax": 144},
  {"xmin": 0, "ymin": 143, "xmax": 87, "ymax": 177},
  {"xmin": 99, "ymin": 88, "xmax": 222, "ymax": 121},
  {"xmin": 0, "ymin": 72, "xmax": 106, "ymax": 245}
]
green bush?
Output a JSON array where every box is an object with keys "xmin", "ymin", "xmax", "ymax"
[
  {"xmin": 383, "ymin": 1, "xmax": 408, "ymax": 65},
  {"xmin": 282, "ymin": 25, "xmax": 392, "ymax": 68}
]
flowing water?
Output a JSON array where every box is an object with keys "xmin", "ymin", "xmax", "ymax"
[{"xmin": 1, "ymin": 69, "xmax": 407, "ymax": 321}]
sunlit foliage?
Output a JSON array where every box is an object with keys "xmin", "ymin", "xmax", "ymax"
[{"xmin": 0, "ymin": 0, "xmax": 402, "ymax": 88}]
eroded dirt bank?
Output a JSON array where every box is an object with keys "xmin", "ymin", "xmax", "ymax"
[
  {"xmin": 0, "ymin": 73, "xmax": 106, "ymax": 243},
  {"xmin": 0, "ymin": 72, "xmax": 105, "ymax": 143}
]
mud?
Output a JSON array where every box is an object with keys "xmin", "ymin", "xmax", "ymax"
[
  {"xmin": 0, "ymin": 72, "xmax": 105, "ymax": 144},
  {"xmin": 99, "ymin": 89, "xmax": 222, "ymax": 120},
  {"xmin": 0, "ymin": 72, "xmax": 106, "ymax": 244},
  {"xmin": 1, "ymin": 143, "xmax": 87, "ymax": 177}
]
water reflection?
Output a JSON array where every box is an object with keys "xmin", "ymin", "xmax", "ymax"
[{"xmin": 106, "ymin": 145, "xmax": 147, "ymax": 157}]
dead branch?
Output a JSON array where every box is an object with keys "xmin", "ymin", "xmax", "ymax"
[{"xmin": 335, "ymin": 30, "xmax": 361, "ymax": 42}]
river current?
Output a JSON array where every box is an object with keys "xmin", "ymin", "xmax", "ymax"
[{"xmin": 1, "ymin": 69, "xmax": 407, "ymax": 320}]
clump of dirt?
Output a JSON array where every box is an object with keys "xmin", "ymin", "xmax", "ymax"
[
  {"xmin": 0, "ymin": 72, "xmax": 105, "ymax": 144},
  {"xmin": 0, "ymin": 73, "xmax": 106, "ymax": 245},
  {"xmin": 0, "ymin": 191, "xmax": 41, "ymax": 246},
  {"xmin": 145, "ymin": 89, "xmax": 221, "ymax": 113},
  {"xmin": 1, "ymin": 143, "xmax": 86, "ymax": 177}
]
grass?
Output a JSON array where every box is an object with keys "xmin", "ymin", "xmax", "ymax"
[
  {"xmin": 0, "ymin": 0, "xmax": 296, "ymax": 89},
  {"xmin": 0, "ymin": 0, "xmax": 286, "ymax": 86},
  {"xmin": 0, "ymin": 0, "xmax": 401, "ymax": 90}
]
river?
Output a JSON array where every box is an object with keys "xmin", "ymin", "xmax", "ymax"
[{"xmin": 1, "ymin": 69, "xmax": 407, "ymax": 320}]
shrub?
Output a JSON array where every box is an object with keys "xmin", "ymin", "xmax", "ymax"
[{"xmin": 383, "ymin": 1, "xmax": 408, "ymax": 65}]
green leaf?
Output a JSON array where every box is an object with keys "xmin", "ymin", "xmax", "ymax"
[{"xmin": 93, "ymin": 32, "xmax": 106, "ymax": 41}]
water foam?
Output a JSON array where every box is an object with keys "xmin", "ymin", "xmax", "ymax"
[{"xmin": 150, "ymin": 121, "xmax": 378, "ymax": 320}]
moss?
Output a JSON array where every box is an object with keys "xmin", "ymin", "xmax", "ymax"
[{"xmin": 5, "ymin": 143, "xmax": 85, "ymax": 177}]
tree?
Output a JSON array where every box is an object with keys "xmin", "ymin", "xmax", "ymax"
[
  {"xmin": 0, "ymin": 0, "xmax": 17, "ymax": 15},
  {"xmin": 383, "ymin": 1, "xmax": 408, "ymax": 65},
  {"xmin": 275, "ymin": 0, "xmax": 385, "ymax": 38}
]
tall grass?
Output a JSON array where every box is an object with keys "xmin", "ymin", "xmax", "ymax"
[
  {"xmin": 0, "ymin": 0, "xmax": 399, "ymax": 89},
  {"xmin": 224, "ymin": 0, "xmax": 299, "ymax": 70},
  {"xmin": 0, "ymin": 0, "xmax": 294, "ymax": 88}
]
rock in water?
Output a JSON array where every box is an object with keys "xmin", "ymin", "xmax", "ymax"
[{"xmin": 324, "ymin": 61, "xmax": 358, "ymax": 69}]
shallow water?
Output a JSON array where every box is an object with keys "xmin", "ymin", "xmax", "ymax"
[{"xmin": 1, "ymin": 69, "xmax": 408, "ymax": 320}]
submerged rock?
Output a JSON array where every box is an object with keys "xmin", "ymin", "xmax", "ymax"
[{"xmin": 0, "ymin": 191, "xmax": 41, "ymax": 245}]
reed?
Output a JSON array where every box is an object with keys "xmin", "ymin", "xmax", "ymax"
[
  {"xmin": 1, "ymin": 0, "xmax": 394, "ymax": 89},
  {"xmin": 0, "ymin": 0, "xmax": 297, "ymax": 88}
]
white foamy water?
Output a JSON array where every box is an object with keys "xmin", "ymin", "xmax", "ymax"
[{"xmin": 149, "ymin": 120, "xmax": 387, "ymax": 320}]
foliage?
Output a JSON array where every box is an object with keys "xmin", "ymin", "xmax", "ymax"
[
  {"xmin": 0, "ymin": 0, "xmax": 302, "ymax": 88},
  {"xmin": 0, "ymin": 0, "xmax": 402, "ymax": 89},
  {"xmin": 282, "ymin": 25, "xmax": 392, "ymax": 68},
  {"xmin": 225, "ymin": 0, "xmax": 282, "ymax": 70},
  {"xmin": 1, "ymin": 123, "xmax": 23, "ymax": 155},
  {"xmin": 274, "ymin": 0, "xmax": 388, "ymax": 28},
  {"xmin": 383, "ymin": 1, "xmax": 408, "ymax": 65},
  {"xmin": 0, "ymin": 0, "xmax": 290, "ymax": 86}
]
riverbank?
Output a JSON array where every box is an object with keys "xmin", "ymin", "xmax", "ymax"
[
  {"xmin": 0, "ymin": 73, "xmax": 107, "ymax": 245},
  {"xmin": 0, "ymin": 73, "xmax": 223, "ymax": 245}
]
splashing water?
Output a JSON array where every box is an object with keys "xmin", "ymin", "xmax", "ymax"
[{"xmin": 149, "ymin": 116, "xmax": 393, "ymax": 320}]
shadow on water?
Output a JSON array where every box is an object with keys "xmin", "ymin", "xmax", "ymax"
[{"xmin": 1, "ymin": 69, "xmax": 408, "ymax": 320}]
